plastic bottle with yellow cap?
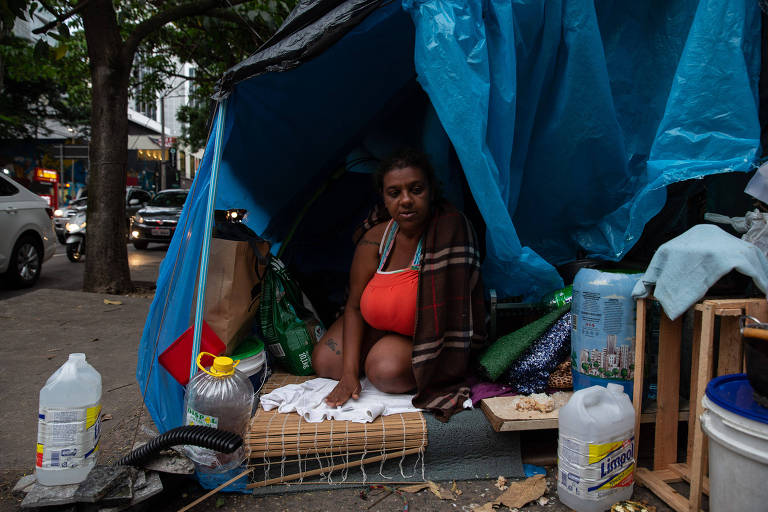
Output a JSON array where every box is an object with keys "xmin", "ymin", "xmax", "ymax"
[{"xmin": 183, "ymin": 352, "xmax": 254, "ymax": 472}]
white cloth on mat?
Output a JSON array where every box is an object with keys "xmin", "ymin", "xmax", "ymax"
[{"xmin": 259, "ymin": 377, "xmax": 421, "ymax": 423}]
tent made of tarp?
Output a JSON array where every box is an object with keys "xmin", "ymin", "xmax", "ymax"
[{"xmin": 137, "ymin": 0, "xmax": 762, "ymax": 434}]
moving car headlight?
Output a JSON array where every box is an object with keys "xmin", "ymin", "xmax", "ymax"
[
  {"xmin": 53, "ymin": 209, "xmax": 63, "ymax": 217},
  {"xmin": 137, "ymin": 216, "xmax": 145, "ymax": 223},
  {"xmin": 66, "ymin": 221, "xmax": 86, "ymax": 233}
]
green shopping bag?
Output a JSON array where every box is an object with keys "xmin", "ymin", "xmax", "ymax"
[{"xmin": 259, "ymin": 258, "xmax": 325, "ymax": 375}]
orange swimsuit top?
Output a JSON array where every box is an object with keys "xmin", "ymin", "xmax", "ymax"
[{"xmin": 359, "ymin": 221, "xmax": 423, "ymax": 337}]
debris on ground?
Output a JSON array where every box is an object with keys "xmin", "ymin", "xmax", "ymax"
[
  {"xmin": 472, "ymin": 474, "xmax": 548, "ymax": 511},
  {"xmin": 12, "ymin": 475, "xmax": 36, "ymax": 494},
  {"xmin": 16, "ymin": 466, "xmax": 163, "ymax": 509},
  {"xmin": 611, "ymin": 500, "xmax": 654, "ymax": 512},
  {"xmin": 496, "ymin": 474, "xmax": 547, "ymax": 509},
  {"xmin": 399, "ymin": 480, "xmax": 456, "ymax": 500},
  {"xmin": 131, "ymin": 442, "xmax": 195, "ymax": 475},
  {"xmin": 494, "ymin": 476, "xmax": 508, "ymax": 490},
  {"xmin": 103, "ymin": 299, "xmax": 122, "ymax": 305},
  {"xmin": 360, "ymin": 484, "xmax": 409, "ymax": 511}
]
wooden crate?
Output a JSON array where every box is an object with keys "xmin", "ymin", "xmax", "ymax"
[{"xmin": 632, "ymin": 297, "xmax": 768, "ymax": 512}]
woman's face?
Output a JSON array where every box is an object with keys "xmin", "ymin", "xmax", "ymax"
[{"xmin": 381, "ymin": 166, "xmax": 431, "ymax": 231}]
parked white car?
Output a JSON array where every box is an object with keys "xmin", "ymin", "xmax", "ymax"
[{"xmin": 0, "ymin": 173, "xmax": 57, "ymax": 287}]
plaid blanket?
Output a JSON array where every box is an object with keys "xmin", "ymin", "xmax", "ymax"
[{"xmin": 358, "ymin": 201, "xmax": 487, "ymax": 421}]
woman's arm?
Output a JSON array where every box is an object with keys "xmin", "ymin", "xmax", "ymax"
[{"xmin": 324, "ymin": 225, "xmax": 382, "ymax": 406}]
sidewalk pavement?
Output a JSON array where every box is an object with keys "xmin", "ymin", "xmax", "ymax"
[{"xmin": 0, "ymin": 288, "xmax": 156, "ymax": 511}]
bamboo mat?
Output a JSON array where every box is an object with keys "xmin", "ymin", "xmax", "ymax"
[{"xmin": 246, "ymin": 372, "xmax": 428, "ymax": 484}]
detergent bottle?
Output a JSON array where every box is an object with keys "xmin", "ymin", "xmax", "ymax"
[
  {"xmin": 184, "ymin": 352, "xmax": 254, "ymax": 472},
  {"xmin": 36, "ymin": 353, "xmax": 102, "ymax": 486},
  {"xmin": 557, "ymin": 383, "xmax": 635, "ymax": 512}
]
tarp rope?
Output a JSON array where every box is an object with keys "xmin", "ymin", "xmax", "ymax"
[{"xmin": 191, "ymin": 98, "xmax": 228, "ymax": 381}]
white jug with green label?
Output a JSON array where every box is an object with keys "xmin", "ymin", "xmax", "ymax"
[
  {"xmin": 36, "ymin": 353, "xmax": 102, "ymax": 486},
  {"xmin": 183, "ymin": 352, "xmax": 254, "ymax": 472},
  {"xmin": 557, "ymin": 383, "xmax": 635, "ymax": 512}
]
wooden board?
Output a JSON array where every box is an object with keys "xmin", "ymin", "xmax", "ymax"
[
  {"xmin": 654, "ymin": 313, "xmax": 682, "ymax": 470},
  {"xmin": 635, "ymin": 468, "xmax": 690, "ymax": 512},
  {"xmin": 481, "ymin": 393, "xmax": 571, "ymax": 431},
  {"xmin": 481, "ymin": 392, "xmax": 690, "ymax": 432}
]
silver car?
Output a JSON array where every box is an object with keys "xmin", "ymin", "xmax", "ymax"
[
  {"xmin": 129, "ymin": 189, "xmax": 188, "ymax": 250},
  {"xmin": 0, "ymin": 173, "xmax": 57, "ymax": 287}
]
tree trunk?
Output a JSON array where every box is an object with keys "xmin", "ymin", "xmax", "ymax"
[{"xmin": 82, "ymin": 0, "xmax": 133, "ymax": 294}]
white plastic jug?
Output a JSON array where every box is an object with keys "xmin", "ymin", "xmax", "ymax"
[
  {"xmin": 36, "ymin": 353, "xmax": 102, "ymax": 486},
  {"xmin": 557, "ymin": 383, "xmax": 635, "ymax": 512},
  {"xmin": 184, "ymin": 352, "xmax": 254, "ymax": 473}
]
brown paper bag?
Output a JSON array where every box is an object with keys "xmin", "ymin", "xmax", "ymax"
[{"xmin": 192, "ymin": 238, "xmax": 269, "ymax": 354}]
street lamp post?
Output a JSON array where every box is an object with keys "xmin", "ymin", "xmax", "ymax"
[{"xmin": 160, "ymin": 96, "xmax": 166, "ymax": 190}]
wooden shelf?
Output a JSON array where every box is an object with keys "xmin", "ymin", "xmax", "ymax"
[{"xmin": 633, "ymin": 296, "xmax": 767, "ymax": 512}]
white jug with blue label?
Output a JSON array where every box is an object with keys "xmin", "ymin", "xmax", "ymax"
[
  {"xmin": 557, "ymin": 383, "xmax": 635, "ymax": 512},
  {"xmin": 36, "ymin": 353, "xmax": 102, "ymax": 486}
]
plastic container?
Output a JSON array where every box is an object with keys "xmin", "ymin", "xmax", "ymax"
[
  {"xmin": 184, "ymin": 352, "xmax": 254, "ymax": 472},
  {"xmin": 571, "ymin": 269, "xmax": 641, "ymax": 399},
  {"xmin": 36, "ymin": 353, "xmax": 102, "ymax": 486},
  {"xmin": 557, "ymin": 383, "xmax": 635, "ymax": 512},
  {"xmin": 230, "ymin": 336, "xmax": 268, "ymax": 394},
  {"xmin": 700, "ymin": 374, "xmax": 768, "ymax": 512}
]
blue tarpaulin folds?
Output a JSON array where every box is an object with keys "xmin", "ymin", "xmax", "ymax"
[
  {"xmin": 138, "ymin": 0, "xmax": 761, "ymax": 435},
  {"xmin": 405, "ymin": 0, "xmax": 761, "ymax": 299}
]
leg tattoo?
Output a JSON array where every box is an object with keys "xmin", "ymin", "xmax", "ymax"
[{"xmin": 325, "ymin": 337, "xmax": 341, "ymax": 355}]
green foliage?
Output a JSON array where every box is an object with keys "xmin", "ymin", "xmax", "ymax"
[
  {"xmin": 2, "ymin": 0, "xmax": 295, "ymax": 147},
  {"xmin": 0, "ymin": 28, "xmax": 90, "ymax": 138},
  {"xmin": 0, "ymin": 0, "xmax": 30, "ymax": 32}
]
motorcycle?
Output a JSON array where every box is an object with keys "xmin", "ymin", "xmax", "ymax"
[{"xmin": 65, "ymin": 209, "xmax": 86, "ymax": 262}]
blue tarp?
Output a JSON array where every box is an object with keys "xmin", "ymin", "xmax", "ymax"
[
  {"xmin": 138, "ymin": 0, "xmax": 761, "ymax": 433},
  {"xmin": 406, "ymin": 0, "xmax": 761, "ymax": 298}
]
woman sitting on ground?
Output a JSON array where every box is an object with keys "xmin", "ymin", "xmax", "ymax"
[{"xmin": 312, "ymin": 149, "xmax": 486, "ymax": 421}]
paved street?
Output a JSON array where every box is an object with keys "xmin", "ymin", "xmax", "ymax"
[{"xmin": 0, "ymin": 243, "xmax": 166, "ymax": 301}]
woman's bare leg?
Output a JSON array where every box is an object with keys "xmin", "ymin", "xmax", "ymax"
[
  {"xmin": 364, "ymin": 334, "xmax": 415, "ymax": 393},
  {"xmin": 313, "ymin": 317, "xmax": 413, "ymax": 393},
  {"xmin": 312, "ymin": 315, "xmax": 345, "ymax": 379}
]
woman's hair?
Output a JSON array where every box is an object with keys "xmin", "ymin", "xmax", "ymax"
[{"xmin": 374, "ymin": 148, "xmax": 439, "ymax": 198}]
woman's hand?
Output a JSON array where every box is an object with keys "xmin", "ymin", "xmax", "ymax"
[{"xmin": 325, "ymin": 374, "xmax": 361, "ymax": 407}]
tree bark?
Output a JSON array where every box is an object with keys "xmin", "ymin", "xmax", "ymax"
[
  {"xmin": 81, "ymin": 0, "xmax": 132, "ymax": 294},
  {"xmin": 74, "ymin": 0, "xmax": 256, "ymax": 293}
]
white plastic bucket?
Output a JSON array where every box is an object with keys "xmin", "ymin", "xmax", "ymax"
[{"xmin": 701, "ymin": 394, "xmax": 768, "ymax": 512}]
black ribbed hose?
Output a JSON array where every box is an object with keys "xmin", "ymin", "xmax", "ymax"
[{"xmin": 115, "ymin": 425, "xmax": 242, "ymax": 467}]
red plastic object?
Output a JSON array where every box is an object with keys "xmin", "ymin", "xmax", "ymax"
[{"xmin": 159, "ymin": 321, "xmax": 225, "ymax": 386}]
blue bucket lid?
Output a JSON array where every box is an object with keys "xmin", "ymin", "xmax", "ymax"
[{"xmin": 705, "ymin": 374, "xmax": 768, "ymax": 425}]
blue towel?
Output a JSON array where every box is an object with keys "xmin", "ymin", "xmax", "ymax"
[{"xmin": 632, "ymin": 224, "xmax": 768, "ymax": 320}]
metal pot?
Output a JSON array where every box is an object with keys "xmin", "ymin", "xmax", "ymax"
[{"xmin": 740, "ymin": 315, "xmax": 768, "ymax": 407}]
